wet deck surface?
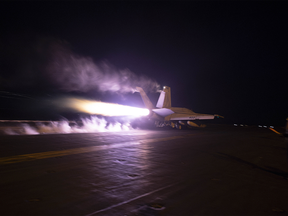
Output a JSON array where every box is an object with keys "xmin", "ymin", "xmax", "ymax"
[{"xmin": 0, "ymin": 126, "xmax": 288, "ymax": 215}]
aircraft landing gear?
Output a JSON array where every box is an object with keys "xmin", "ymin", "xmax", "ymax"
[
  {"xmin": 176, "ymin": 123, "xmax": 182, "ymax": 129},
  {"xmin": 170, "ymin": 122, "xmax": 175, "ymax": 128},
  {"xmin": 155, "ymin": 121, "xmax": 182, "ymax": 129}
]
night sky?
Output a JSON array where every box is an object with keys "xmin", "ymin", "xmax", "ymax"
[{"xmin": 0, "ymin": 2, "xmax": 287, "ymax": 126}]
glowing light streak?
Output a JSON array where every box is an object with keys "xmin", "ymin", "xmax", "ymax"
[
  {"xmin": 269, "ymin": 128, "xmax": 282, "ymax": 135},
  {"xmin": 64, "ymin": 98, "xmax": 149, "ymax": 117}
]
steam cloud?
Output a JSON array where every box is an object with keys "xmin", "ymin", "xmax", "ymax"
[
  {"xmin": 4, "ymin": 116, "xmax": 133, "ymax": 135},
  {"xmin": 47, "ymin": 41, "xmax": 159, "ymax": 93},
  {"xmin": 0, "ymin": 36, "xmax": 160, "ymax": 94}
]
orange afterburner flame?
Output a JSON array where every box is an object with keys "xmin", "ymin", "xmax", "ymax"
[{"xmin": 63, "ymin": 98, "xmax": 149, "ymax": 117}]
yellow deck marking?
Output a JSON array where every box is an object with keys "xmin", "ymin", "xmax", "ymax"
[
  {"xmin": 0, "ymin": 135, "xmax": 189, "ymax": 165},
  {"xmin": 269, "ymin": 128, "xmax": 282, "ymax": 135}
]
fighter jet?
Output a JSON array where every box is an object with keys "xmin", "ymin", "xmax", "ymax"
[{"xmin": 136, "ymin": 86, "xmax": 223, "ymax": 129}]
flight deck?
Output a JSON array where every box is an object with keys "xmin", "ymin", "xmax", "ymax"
[{"xmin": 0, "ymin": 125, "xmax": 287, "ymax": 215}]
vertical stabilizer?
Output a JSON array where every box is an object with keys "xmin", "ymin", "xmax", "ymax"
[
  {"xmin": 156, "ymin": 91, "xmax": 165, "ymax": 108},
  {"xmin": 156, "ymin": 86, "xmax": 171, "ymax": 108},
  {"xmin": 136, "ymin": 87, "xmax": 154, "ymax": 110}
]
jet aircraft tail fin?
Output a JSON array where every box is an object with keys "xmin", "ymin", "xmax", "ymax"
[
  {"xmin": 136, "ymin": 87, "xmax": 154, "ymax": 110},
  {"xmin": 156, "ymin": 86, "xmax": 171, "ymax": 108}
]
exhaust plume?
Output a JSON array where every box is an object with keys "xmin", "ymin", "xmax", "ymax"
[
  {"xmin": 59, "ymin": 97, "xmax": 149, "ymax": 117},
  {"xmin": 47, "ymin": 41, "xmax": 160, "ymax": 93}
]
